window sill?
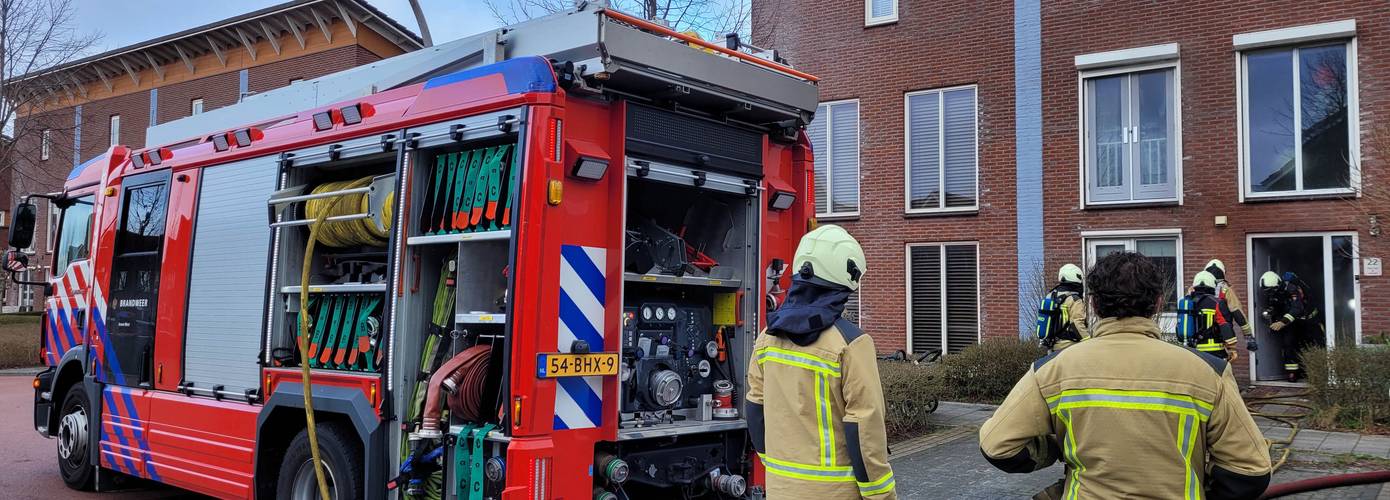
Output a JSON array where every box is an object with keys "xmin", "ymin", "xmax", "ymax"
[
  {"xmin": 1083, "ymin": 199, "xmax": 1180, "ymax": 210},
  {"xmin": 865, "ymin": 17, "xmax": 898, "ymax": 28},
  {"xmin": 904, "ymin": 207, "xmax": 979, "ymax": 218},
  {"xmin": 816, "ymin": 213, "xmax": 860, "ymax": 222},
  {"xmin": 1243, "ymin": 190, "xmax": 1356, "ymax": 203}
]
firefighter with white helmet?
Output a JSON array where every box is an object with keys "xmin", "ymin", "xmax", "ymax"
[
  {"xmin": 1259, "ymin": 271, "xmax": 1321, "ymax": 382},
  {"xmin": 1178, "ymin": 271, "xmax": 1239, "ymax": 361},
  {"xmin": 1205, "ymin": 259, "xmax": 1256, "ymax": 351},
  {"xmin": 746, "ymin": 224, "xmax": 896, "ymax": 499},
  {"xmin": 1035, "ymin": 264, "xmax": 1089, "ymax": 352}
]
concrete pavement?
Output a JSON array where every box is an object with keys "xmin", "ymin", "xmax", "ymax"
[{"xmin": 0, "ymin": 373, "xmax": 200, "ymax": 500}]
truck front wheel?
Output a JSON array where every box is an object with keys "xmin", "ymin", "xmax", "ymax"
[
  {"xmin": 276, "ymin": 423, "xmax": 362, "ymax": 500},
  {"xmin": 57, "ymin": 384, "xmax": 94, "ymax": 490}
]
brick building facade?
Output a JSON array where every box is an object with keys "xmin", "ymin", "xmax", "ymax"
[
  {"xmin": 758, "ymin": 0, "xmax": 1390, "ymax": 382},
  {"xmin": 2, "ymin": 0, "xmax": 420, "ymax": 311}
]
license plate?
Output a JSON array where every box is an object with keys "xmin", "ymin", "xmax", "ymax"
[{"xmin": 537, "ymin": 353, "xmax": 619, "ymax": 378}]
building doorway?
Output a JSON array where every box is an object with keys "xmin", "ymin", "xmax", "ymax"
[{"xmin": 1247, "ymin": 233, "xmax": 1359, "ymax": 382}]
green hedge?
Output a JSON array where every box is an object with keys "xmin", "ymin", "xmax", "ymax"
[
  {"xmin": 1302, "ymin": 345, "xmax": 1390, "ymax": 430},
  {"xmin": 878, "ymin": 338, "xmax": 1044, "ymax": 439}
]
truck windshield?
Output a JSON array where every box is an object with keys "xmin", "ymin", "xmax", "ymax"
[{"xmin": 53, "ymin": 196, "xmax": 94, "ymax": 273}]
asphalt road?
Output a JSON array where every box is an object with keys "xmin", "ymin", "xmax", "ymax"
[{"xmin": 0, "ymin": 373, "xmax": 203, "ymax": 500}]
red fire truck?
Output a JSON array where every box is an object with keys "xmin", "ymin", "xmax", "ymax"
[{"xmin": 10, "ymin": 4, "xmax": 817, "ymax": 499}]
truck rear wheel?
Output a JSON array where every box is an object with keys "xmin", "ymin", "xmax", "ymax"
[
  {"xmin": 276, "ymin": 423, "xmax": 361, "ymax": 500},
  {"xmin": 57, "ymin": 384, "xmax": 94, "ymax": 490}
]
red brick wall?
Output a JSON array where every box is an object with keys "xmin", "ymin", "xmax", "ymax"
[
  {"xmin": 156, "ymin": 71, "xmax": 240, "ymax": 126},
  {"xmin": 247, "ymin": 45, "xmax": 369, "ymax": 94},
  {"xmin": 1041, "ymin": 1, "xmax": 1390, "ymax": 380},
  {"xmin": 759, "ymin": 0, "xmax": 1018, "ymax": 352}
]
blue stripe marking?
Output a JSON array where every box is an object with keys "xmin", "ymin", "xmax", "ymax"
[
  {"xmin": 55, "ymin": 307, "xmax": 77, "ymax": 355},
  {"xmin": 553, "ymin": 415, "xmax": 569, "ymax": 430},
  {"xmin": 558, "ymin": 291, "xmax": 604, "ymax": 351},
  {"xmin": 114, "ymin": 386, "xmax": 160, "ymax": 481},
  {"xmin": 102, "ymin": 389, "xmax": 141, "ymax": 475},
  {"xmin": 92, "ymin": 312, "xmax": 159, "ymax": 480},
  {"xmin": 561, "ymin": 245, "xmax": 606, "ymax": 307},
  {"xmin": 46, "ymin": 311, "xmax": 62, "ymax": 363},
  {"xmin": 556, "ymin": 377, "xmax": 603, "ymax": 427},
  {"xmin": 422, "ymin": 56, "xmax": 557, "ymax": 94}
]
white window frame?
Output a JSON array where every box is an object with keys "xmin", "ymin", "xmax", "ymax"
[
  {"xmin": 45, "ymin": 201, "xmax": 59, "ymax": 254},
  {"xmin": 40, "ymin": 129, "xmax": 51, "ymax": 161},
  {"xmin": 1080, "ymin": 229, "xmax": 1184, "ymax": 328},
  {"xmin": 904, "ymin": 241, "xmax": 981, "ymax": 354},
  {"xmin": 812, "ymin": 99, "xmax": 861, "ymax": 219},
  {"xmin": 109, "ymin": 114, "xmax": 121, "ymax": 146},
  {"xmin": 191, "ymin": 98, "xmax": 204, "ymax": 115},
  {"xmin": 903, "ymin": 84, "xmax": 980, "ymax": 214},
  {"xmin": 1076, "ymin": 61, "xmax": 1184, "ymax": 207},
  {"xmin": 865, "ymin": 0, "xmax": 898, "ymax": 27},
  {"xmin": 1236, "ymin": 31, "xmax": 1359, "ymax": 201}
]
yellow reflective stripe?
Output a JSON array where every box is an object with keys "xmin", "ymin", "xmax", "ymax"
[
  {"xmin": 1059, "ymin": 409, "xmax": 1084, "ymax": 500},
  {"xmin": 858, "ymin": 472, "xmax": 895, "ymax": 495},
  {"xmin": 755, "ymin": 347, "xmax": 841, "ymax": 377},
  {"xmin": 759, "ymin": 454, "xmax": 856, "ymax": 483},
  {"xmin": 1052, "ymin": 400, "xmax": 1211, "ymax": 421},
  {"xmin": 1047, "ymin": 388, "xmax": 1214, "ymax": 412},
  {"xmin": 760, "ymin": 454, "xmax": 854, "ymax": 472},
  {"xmin": 1178, "ymin": 414, "xmax": 1193, "ymax": 500},
  {"xmin": 816, "ymin": 373, "xmax": 836, "ymax": 466},
  {"xmin": 850, "ymin": 472, "xmax": 895, "ymax": 491}
]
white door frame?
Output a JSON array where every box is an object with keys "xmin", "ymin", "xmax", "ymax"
[{"xmin": 1244, "ymin": 231, "xmax": 1361, "ymax": 383}]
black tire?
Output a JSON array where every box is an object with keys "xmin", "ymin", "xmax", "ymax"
[
  {"xmin": 57, "ymin": 384, "xmax": 95, "ymax": 490},
  {"xmin": 276, "ymin": 423, "xmax": 362, "ymax": 500}
]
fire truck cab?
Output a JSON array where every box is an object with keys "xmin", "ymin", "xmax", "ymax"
[{"xmin": 12, "ymin": 4, "xmax": 818, "ymax": 499}]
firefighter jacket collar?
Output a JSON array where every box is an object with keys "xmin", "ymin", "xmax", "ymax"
[
  {"xmin": 767, "ymin": 275, "xmax": 852, "ymax": 346},
  {"xmin": 1090, "ymin": 316, "xmax": 1163, "ymax": 340}
]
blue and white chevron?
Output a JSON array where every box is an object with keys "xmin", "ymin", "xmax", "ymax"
[{"xmin": 554, "ymin": 244, "xmax": 606, "ymax": 430}]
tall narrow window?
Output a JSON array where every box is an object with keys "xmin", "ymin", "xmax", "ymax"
[
  {"xmin": 1082, "ymin": 66, "xmax": 1179, "ymax": 204},
  {"xmin": 908, "ymin": 243, "xmax": 979, "ymax": 354},
  {"xmin": 40, "ymin": 129, "xmax": 51, "ymax": 161},
  {"xmin": 109, "ymin": 115, "xmax": 121, "ymax": 146},
  {"xmin": 1241, "ymin": 42, "xmax": 1355, "ymax": 197},
  {"xmin": 191, "ymin": 98, "xmax": 204, "ymax": 115},
  {"xmin": 865, "ymin": 0, "xmax": 898, "ymax": 26},
  {"xmin": 806, "ymin": 100, "xmax": 860, "ymax": 217},
  {"xmin": 906, "ymin": 86, "xmax": 978, "ymax": 212}
]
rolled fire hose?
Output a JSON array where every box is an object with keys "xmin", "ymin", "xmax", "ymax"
[
  {"xmin": 419, "ymin": 345, "xmax": 491, "ymax": 437},
  {"xmin": 294, "ymin": 175, "xmax": 396, "ymax": 498}
]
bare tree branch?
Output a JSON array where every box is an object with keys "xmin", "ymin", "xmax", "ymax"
[{"xmin": 0, "ymin": 0, "xmax": 101, "ymax": 200}]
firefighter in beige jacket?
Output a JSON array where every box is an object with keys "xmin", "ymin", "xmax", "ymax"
[
  {"xmin": 747, "ymin": 225, "xmax": 896, "ymax": 499},
  {"xmin": 980, "ymin": 252, "xmax": 1271, "ymax": 499}
]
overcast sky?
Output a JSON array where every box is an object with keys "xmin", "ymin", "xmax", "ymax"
[{"xmin": 73, "ymin": 0, "xmax": 503, "ymax": 53}]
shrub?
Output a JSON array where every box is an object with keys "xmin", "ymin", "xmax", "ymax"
[
  {"xmin": 1302, "ymin": 345, "xmax": 1390, "ymax": 430},
  {"xmin": 878, "ymin": 360, "xmax": 945, "ymax": 440},
  {"xmin": 0, "ymin": 314, "xmax": 41, "ymax": 369},
  {"xmin": 938, "ymin": 338, "xmax": 1046, "ymax": 404}
]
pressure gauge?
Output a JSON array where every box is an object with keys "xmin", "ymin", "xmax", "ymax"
[
  {"xmin": 642, "ymin": 306, "xmax": 653, "ymax": 321},
  {"xmin": 705, "ymin": 341, "xmax": 719, "ymax": 359},
  {"xmin": 667, "ymin": 307, "xmax": 678, "ymax": 321},
  {"xmin": 655, "ymin": 307, "xmax": 666, "ymax": 321},
  {"xmin": 698, "ymin": 359, "xmax": 712, "ymax": 378}
]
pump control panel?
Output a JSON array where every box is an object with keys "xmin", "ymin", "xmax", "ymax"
[{"xmin": 620, "ymin": 303, "xmax": 719, "ymax": 413}]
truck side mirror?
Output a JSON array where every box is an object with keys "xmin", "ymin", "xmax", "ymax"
[{"xmin": 8, "ymin": 202, "xmax": 36, "ymax": 250}]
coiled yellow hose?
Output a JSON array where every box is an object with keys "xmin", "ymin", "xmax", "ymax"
[{"xmin": 305, "ymin": 176, "xmax": 394, "ymax": 247}]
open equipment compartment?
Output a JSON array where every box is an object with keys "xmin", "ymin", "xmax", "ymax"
[
  {"xmin": 608, "ymin": 152, "xmax": 763, "ymax": 494},
  {"xmin": 390, "ymin": 108, "xmax": 524, "ymax": 499},
  {"xmin": 264, "ymin": 135, "xmax": 399, "ymax": 375}
]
